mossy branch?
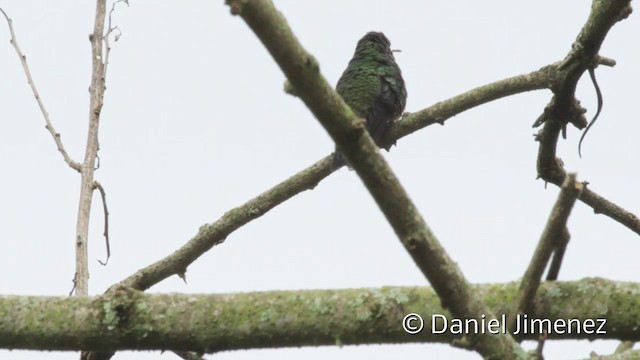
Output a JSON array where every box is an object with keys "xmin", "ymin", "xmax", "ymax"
[{"xmin": 1, "ymin": 279, "xmax": 637, "ymax": 352}]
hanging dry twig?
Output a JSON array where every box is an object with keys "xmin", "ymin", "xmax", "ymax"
[{"xmin": 93, "ymin": 181, "xmax": 110, "ymax": 266}]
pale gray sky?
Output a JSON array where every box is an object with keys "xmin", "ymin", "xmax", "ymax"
[{"xmin": 1, "ymin": 1, "xmax": 638, "ymax": 359}]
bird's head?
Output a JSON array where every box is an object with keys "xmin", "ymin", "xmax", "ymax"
[{"xmin": 354, "ymin": 31, "xmax": 394, "ymax": 57}]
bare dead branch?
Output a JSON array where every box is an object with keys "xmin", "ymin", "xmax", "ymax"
[
  {"xmin": 0, "ymin": 8, "xmax": 81, "ymax": 172},
  {"xmin": 74, "ymin": 0, "xmax": 108, "ymax": 296},
  {"xmin": 510, "ymin": 174, "xmax": 582, "ymax": 333},
  {"xmin": 94, "ymin": 181, "xmax": 110, "ymax": 266},
  {"xmin": 534, "ymin": 0, "xmax": 638, "ymax": 237},
  {"xmin": 102, "ymin": 0, "xmax": 128, "ymax": 81}
]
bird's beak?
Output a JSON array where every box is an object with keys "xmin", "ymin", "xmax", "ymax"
[{"xmin": 391, "ymin": 49, "xmax": 402, "ymax": 53}]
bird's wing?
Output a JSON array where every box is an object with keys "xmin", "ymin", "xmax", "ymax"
[{"xmin": 366, "ymin": 67, "xmax": 406, "ymax": 143}]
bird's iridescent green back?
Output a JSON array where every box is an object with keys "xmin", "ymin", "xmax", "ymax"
[{"xmin": 331, "ymin": 32, "xmax": 407, "ymax": 170}]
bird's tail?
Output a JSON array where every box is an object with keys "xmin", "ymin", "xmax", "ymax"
[{"xmin": 330, "ymin": 151, "xmax": 348, "ymax": 171}]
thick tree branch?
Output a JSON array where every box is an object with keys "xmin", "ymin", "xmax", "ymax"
[
  {"xmin": 225, "ymin": 1, "xmax": 527, "ymax": 358},
  {"xmin": 0, "ymin": 8, "xmax": 81, "ymax": 172},
  {"xmin": 0, "ymin": 279, "xmax": 635, "ymax": 352}
]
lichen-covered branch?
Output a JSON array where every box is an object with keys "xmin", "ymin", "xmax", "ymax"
[{"xmin": 0, "ymin": 279, "xmax": 637, "ymax": 352}]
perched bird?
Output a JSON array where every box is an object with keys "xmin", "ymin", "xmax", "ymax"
[{"xmin": 331, "ymin": 31, "xmax": 407, "ymax": 170}]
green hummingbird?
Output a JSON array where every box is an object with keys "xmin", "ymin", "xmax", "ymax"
[{"xmin": 331, "ymin": 31, "xmax": 407, "ymax": 170}]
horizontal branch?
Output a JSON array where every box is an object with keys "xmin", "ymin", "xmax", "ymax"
[
  {"xmin": 387, "ymin": 66, "xmax": 550, "ymax": 145},
  {"xmin": 1, "ymin": 279, "xmax": 636, "ymax": 352}
]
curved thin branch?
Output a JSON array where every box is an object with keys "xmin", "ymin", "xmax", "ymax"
[{"xmin": 93, "ymin": 181, "xmax": 110, "ymax": 266}]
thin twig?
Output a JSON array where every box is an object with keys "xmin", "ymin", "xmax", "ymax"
[
  {"xmin": 93, "ymin": 181, "xmax": 110, "ymax": 266},
  {"xmin": 102, "ymin": 0, "xmax": 127, "ymax": 81},
  {"xmin": 0, "ymin": 8, "xmax": 81, "ymax": 172}
]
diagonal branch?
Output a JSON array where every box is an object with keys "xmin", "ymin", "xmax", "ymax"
[
  {"xmin": 0, "ymin": 8, "xmax": 81, "ymax": 172},
  {"xmin": 113, "ymin": 65, "xmax": 553, "ymax": 292},
  {"xmin": 225, "ymin": 0, "xmax": 527, "ymax": 358},
  {"xmin": 510, "ymin": 173, "xmax": 582, "ymax": 332}
]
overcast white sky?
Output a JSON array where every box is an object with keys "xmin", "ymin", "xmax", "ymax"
[{"xmin": 0, "ymin": 1, "xmax": 638, "ymax": 359}]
